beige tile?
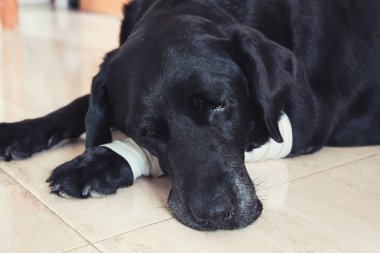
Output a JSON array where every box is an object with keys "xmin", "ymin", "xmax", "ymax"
[
  {"xmin": 65, "ymin": 245, "xmax": 102, "ymax": 253},
  {"xmin": 0, "ymin": 169, "xmax": 88, "ymax": 253},
  {"xmin": 4, "ymin": 142, "xmax": 379, "ymax": 244},
  {"xmin": 1, "ymin": 141, "xmax": 173, "ymax": 242},
  {"xmin": 95, "ymin": 155, "xmax": 380, "ymax": 253},
  {"xmin": 254, "ymin": 154, "xmax": 380, "ymax": 253},
  {"xmin": 95, "ymin": 219, "xmax": 286, "ymax": 253},
  {"xmin": 246, "ymin": 146, "xmax": 380, "ymax": 189},
  {"xmin": 1, "ymin": 7, "xmax": 120, "ymax": 113},
  {"xmin": 0, "ymin": 100, "xmax": 45, "ymax": 122}
]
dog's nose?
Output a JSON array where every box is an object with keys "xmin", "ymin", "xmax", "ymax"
[{"xmin": 189, "ymin": 195, "xmax": 234, "ymax": 227}]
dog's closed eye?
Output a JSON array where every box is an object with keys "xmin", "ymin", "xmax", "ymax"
[
  {"xmin": 191, "ymin": 93, "xmax": 225, "ymax": 113},
  {"xmin": 214, "ymin": 103, "xmax": 226, "ymax": 111}
]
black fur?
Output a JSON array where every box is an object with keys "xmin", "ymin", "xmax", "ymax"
[
  {"xmin": 0, "ymin": 95, "xmax": 89, "ymax": 160},
  {"xmin": 46, "ymin": 146, "xmax": 133, "ymax": 198},
  {"xmin": 1, "ymin": 0, "xmax": 379, "ymax": 231}
]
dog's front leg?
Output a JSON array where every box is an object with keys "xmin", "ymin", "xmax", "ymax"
[
  {"xmin": 46, "ymin": 51, "xmax": 144, "ymax": 198},
  {"xmin": 46, "ymin": 137, "xmax": 164, "ymax": 198},
  {"xmin": 0, "ymin": 95, "xmax": 89, "ymax": 161}
]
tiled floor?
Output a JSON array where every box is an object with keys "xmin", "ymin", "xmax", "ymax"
[{"xmin": 1, "ymin": 6, "xmax": 380, "ymax": 253}]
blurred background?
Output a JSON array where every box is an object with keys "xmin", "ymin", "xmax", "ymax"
[{"xmin": 0, "ymin": 0, "xmax": 129, "ymax": 121}]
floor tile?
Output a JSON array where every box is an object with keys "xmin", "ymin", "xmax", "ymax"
[
  {"xmin": 1, "ymin": 6, "xmax": 120, "ymax": 113},
  {"xmin": 94, "ymin": 219, "xmax": 285, "ymax": 253},
  {"xmin": 0, "ymin": 141, "xmax": 173, "ymax": 242},
  {"xmin": 0, "ymin": 100, "xmax": 45, "ymax": 122},
  {"xmin": 246, "ymin": 146, "xmax": 380, "ymax": 189},
  {"xmin": 0, "ymin": 169, "xmax": 88, "ymax": 253},
  {"xmin": 254, "ymin": 154, "xmax": 380, "ymax": 253},
  {"xmin": 64, "ymin": 245, "xmax": 102, "ymax": 253},
  {"xmin": 95, "ymin": 155, "xmax": 380, "ymax": 253},
  {"xmin": 4, "ymin": 141, "xmax": 379, "ymax": 243}
]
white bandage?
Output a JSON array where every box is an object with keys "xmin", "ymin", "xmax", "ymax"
[
  {"xmin": 244, "ymin": 113, "xmax": 293, "ymax": 162},
  {"xmin": 101, "ymin": 138, "xmax": 163, "ymax": 181}
]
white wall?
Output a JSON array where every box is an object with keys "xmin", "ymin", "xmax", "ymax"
[
  {"xmin": 19, "ymin": 0, "xmax": 69, "ymax": 7},
  {"xmin": 19, "ymin": 0, "xmax": 50, "ymax": 4}
]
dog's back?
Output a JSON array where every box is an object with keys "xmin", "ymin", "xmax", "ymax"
[
  {"xmin": 227, "ymin": 0, "xmax": 380, "ymax": 151},
  {"xmin": 118, "ymin": 0, "xmax": 380, "ymax": 153},
  {"xmin": 287, "ymin": 0, "xmax": 380, "ymax": 149}
]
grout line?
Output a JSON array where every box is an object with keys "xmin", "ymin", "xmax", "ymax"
[
  {"xmin": 0, "ymin": 163, "xmax": 93, "ymax": 248},
  {"xmin": 90, "ymin": 217, "xmax": 174, "ymax": 247},
  {"xmin": 61, "ymin": 244, "xmax": 103, "ymax": 253},
  {"xmin": 1, "ymin": 148, "xmax": 379, "ymax": 250},
  {"xmin": 1, "ymin": 162, "xmax": 174, "ymax": 251},
  {"xmin": 265, "ymin": 152, "xmax": 380, "ymax": 189},
  {"xmin": 0, "ymin": 166, "xmax": 6, "ymax": 173}
]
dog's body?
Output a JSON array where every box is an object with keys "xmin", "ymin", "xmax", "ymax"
[{"xmin": 1, "ymin": 0, "xmax": 380, "ymax": 231}]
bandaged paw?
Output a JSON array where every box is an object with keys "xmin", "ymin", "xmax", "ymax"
[{"xmin": 101, "ymin": 138, "xmax": 163, "ymax": 181}]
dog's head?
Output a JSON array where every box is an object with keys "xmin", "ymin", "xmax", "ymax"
[{"xmin": 86, "ymin": 1, "xmax": 295, "ymax": 231}]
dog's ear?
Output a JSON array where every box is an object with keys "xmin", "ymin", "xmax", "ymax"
[
  {"xmin": 119, "ymin": 0, "xmax": 154, "ymax": 45},
  {"xmin": 85, "ymin": 51, "xmax": 117, "ymax": 148},
  {"xmin": 230, "ymin": 26, "xmax": 296, "ymax": 143}
]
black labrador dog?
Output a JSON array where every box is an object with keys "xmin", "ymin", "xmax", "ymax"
[{"xmin": 1, "ymin": 0, "xmax": 380, "ymax": 231}]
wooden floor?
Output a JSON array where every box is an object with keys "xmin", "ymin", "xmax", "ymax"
[{"xmin": 1, "ymin": 6, "xmax": 380, "ymax": 253}]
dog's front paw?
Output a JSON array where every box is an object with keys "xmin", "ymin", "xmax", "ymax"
[
  {"xmin": 0, "ymin": 119, "xmax": 63, "ymax": 161},
  {"xmin": 0, "ymin": 121, "xmax": 42, "ymax": 161},
  {"xmin": 46, "ymin": 146, "xmax": 133, "ymax": 198}
]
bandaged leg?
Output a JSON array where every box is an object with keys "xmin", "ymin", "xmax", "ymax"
[
  {"xmin": 101, "ymin": 138, "xmax": 164, "ymax": 181},
  {"xmin": 244, "ymin": 113, "xmax": 293, "ymax": 162}
]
